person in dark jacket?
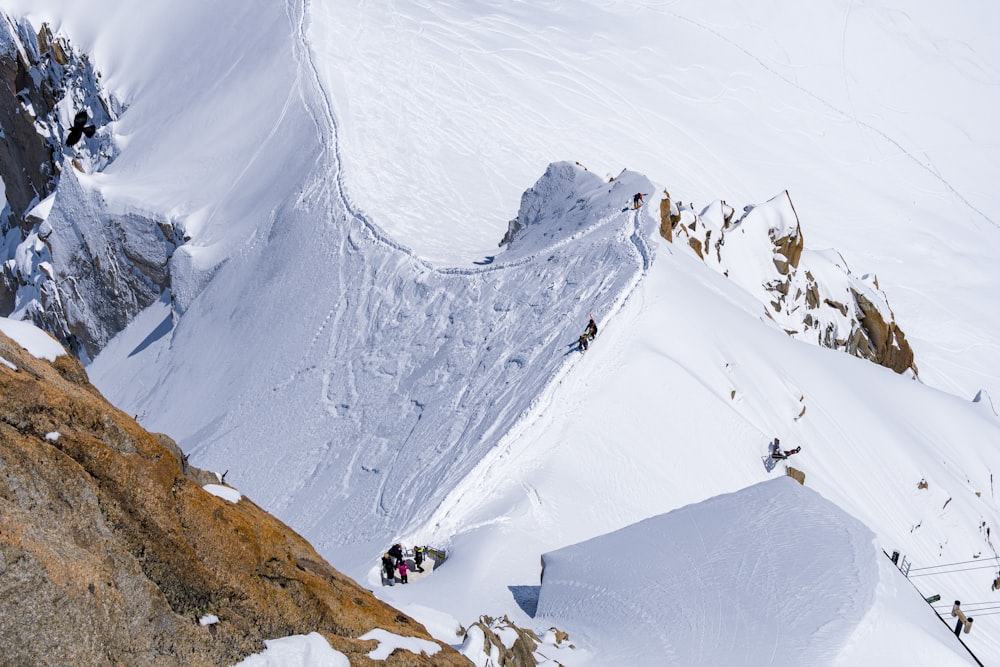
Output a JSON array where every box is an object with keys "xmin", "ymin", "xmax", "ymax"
[
  {"xmin": 381, "ymin": 553, "xmax": 396, "ymax": 586},
  {"xmin": 578, "ymin": 333, "xmax": 589, "ymax": 352},
  {"xmin": 414, "ymin": 546, "xmax": 426, "ymax": 573},
  {"xmin": 586, "ymin": 317, "xmax": 598, "ymax": 340},
  {"xmin": 388, "ymin": 543, "xmax": 404, "ymax": 563}
]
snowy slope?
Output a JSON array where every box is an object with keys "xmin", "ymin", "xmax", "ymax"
[
  {"xmin": 311, "ymin": 0, "xmax": 1000, "ymax": 397},
  {"xmin": 5, "ymin": 0, "xmax": 1000, "ymax": 664},
  {"xmin": 534, "ymin": 478, "xmax": 967, "ymax": 666},
  {"xmin": 373, "ymin": 226, "xmax": 1000, "ymax": 663}
]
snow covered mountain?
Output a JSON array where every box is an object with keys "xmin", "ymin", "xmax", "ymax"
[{"xmin": 3, "ymin": 0, "xmax": 999, "ymax": 664}]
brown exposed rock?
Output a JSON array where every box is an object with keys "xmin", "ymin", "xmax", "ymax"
[
  {"xmin": 768, "ymin": 197, "xmax": 803, "ymax": 275},
  {"xmin": 658, "ymin": 190, "xmax": 680, "ymax": 243},
  {"xmin": 0, "ymin": 330, "xmax": 470, "ymax": 666},
  {"xmin": 786, "ymin": 468, "xmax": 806, "ymax": 485},
  {"xmin": 468, "ymin": 615, "xmax": 541, "ymax": 667},
  {"xmin": 849, "ymin": 290, "xmax": 916, "ymax": 375},
  {"xmin": 688, "ymin": 236, "xmax": 704, "ymax": 260}
]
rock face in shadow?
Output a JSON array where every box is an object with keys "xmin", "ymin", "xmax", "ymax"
[
  {"xmin": 0, "ymin": 329, "xmax": 469, "ymax": 666},
  {"xmin": 0, "ymin": 14, "xmax": 180, "ymax": 361},
  {"xmin": 660, "ymin": 190, "xmax": 917, "ymax": 376}
]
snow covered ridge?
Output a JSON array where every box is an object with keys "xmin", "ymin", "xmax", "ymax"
[
  {"xmin": 660, "ymin": 189, "xmax": 916, "ymax": 375},
  {"xmin": 1, "ymin": 12, "xmax": 182, "ymax": 361}
]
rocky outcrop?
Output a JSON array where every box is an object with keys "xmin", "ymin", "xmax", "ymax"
[
  {"xmin": 459, "ymin": 614, "xmax": 575, "ymax": 666},
  {"xmin": 0, "ymin": 13, "xmax": 178, "ymax": 361},
  {"xmin": 0, "ymin": 327, "xmax": 470, "ymax": 666},
  {"xmin": 662, "ymin": 190, "xmax": 917, "ymax": 375}
]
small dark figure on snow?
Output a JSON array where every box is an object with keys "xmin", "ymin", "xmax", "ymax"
[
  {"xmin": 586, "ymin": 317, "xmax": 598, "ymax": 340},
  {"xmin": 66, "ymin": 110, "xmax": 97, "ymax": 146},
  {"xmin": 578, "ymin": 333, "xmax": 590, "ymax": 352},
  {"xmin": 397, "ymin": 560, "xmax": 410, "ymax": 584},
  {"xmin": 770, "ymin": 438, "xmax": 802, "ymax": 459},
  {"xmin": 414, "ymin": 546, "xmax": 426, "ymax": 573},
  {"xmin": 632, "ymin": 192, "xmax": 645, "ymax": 209},
  {"xmin": 381, "ymin": 553, "xmax": 396, "ymax": 586}
]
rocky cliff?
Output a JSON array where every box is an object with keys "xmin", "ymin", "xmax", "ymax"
[
  {"xmin": 658, "ymin": 189, "xmax": 917, "ymax": 375},
  {"xmin": 0, "ymin": 326, "xmax": 469, "ymax": 666},
  {"xmin": 1, "ymin": 13, "xmax": 179, "ymax": 361}
]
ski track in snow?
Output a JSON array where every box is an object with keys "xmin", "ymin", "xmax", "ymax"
[
  {"xmin": 155, "ymin": 0, "xmax": 663, "ymax": 557},
  {"xmin": 667, "ymin": 8, "xmax": 997, "ymax": 231}
]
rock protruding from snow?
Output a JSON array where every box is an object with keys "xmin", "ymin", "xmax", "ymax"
[
  {"xmin": 536, "ymin": 478, "xmax": 878, "ymax": 666},
  {"xmin": 459, "ymin": 615, "xmax": 577, "ymax": 667},
  {"xmin": 499, "ymin": 161, "xmax": 613, "ymax": 253},
  {"xmin": 0, "ymin": 13, "xmax": 173, "ymax": 360},
  {"xmin": 661, "ymin": 190, "xmax": 917, "ymax": 375}
]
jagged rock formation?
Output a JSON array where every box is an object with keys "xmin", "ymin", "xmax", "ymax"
[
  {"xmin": 0, "ymin": 327, "xmax": 470, "ymax": 666},
  {"xmin": 659, "ymin": 190, "xmax": 917, "ymax": 375},
  {"xmin": 460, "ymin": 615, "xmax": 574, "ymax": 666},
  {"xmin": 0, "ymin": 13, "xmax": 178, "ymax": 361}
]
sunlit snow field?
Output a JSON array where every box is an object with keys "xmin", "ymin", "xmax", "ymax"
[{"xmin": 6, "ymin": 0, "xmax": 1000, "ymax": 663}]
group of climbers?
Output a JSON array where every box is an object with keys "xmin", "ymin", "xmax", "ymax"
[{"xmin": 381, "ymin": 544, "xmax": 428, "ymax": 586}]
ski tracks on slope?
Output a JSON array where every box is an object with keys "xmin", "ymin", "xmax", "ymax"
[
  {"xmin": 287, "ymin": 0, "xmax": 661, "ymax": 547},
  {"xmin": 667, "ymin": 8, "xmax": 997, "ymax": 231},
  {"xmin": 420, "ymin": 209, "xmax": 654, "ymax": 544}
]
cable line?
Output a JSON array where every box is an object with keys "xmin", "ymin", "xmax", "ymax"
[
  {"xmin": 910, "ymin": 558, "xmax": 996, "ymax": 572},
  {"xmin": 909, "ymin": 564, "xmax": 1000, "ymax": 578}
]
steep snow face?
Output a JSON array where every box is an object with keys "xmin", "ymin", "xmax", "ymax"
[{"xmin": 91, "ymin": 161, "xmax": 654, "ymax": 561}]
